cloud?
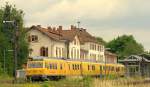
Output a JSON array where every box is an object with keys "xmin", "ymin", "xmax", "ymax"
[{"xmin": 0, "ymin": 0, "xmax": 150, "ymax": 50}]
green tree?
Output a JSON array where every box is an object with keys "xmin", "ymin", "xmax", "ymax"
[
  {"xmin": 0, "ymin": 63, "xmax": 3, "ymax": 74},
  {"xmin": 0, "ymin": 3, "xmax": 29, "ymax": 76},
  {"xmin": 106, "ymin": 35, "xmax": 144, "ymax": 59},
  {"xmin": 96, "ymin": 37, "xmax": 107, "ymax": 45}
]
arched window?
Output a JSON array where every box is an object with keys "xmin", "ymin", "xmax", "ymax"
[
  {"xmin": 71, "ymin": 48, "xmax": 73, "ymax": 59},
  {"xmin": 40, "ymin": 47, "xmax": 48, "ymax": 57}
]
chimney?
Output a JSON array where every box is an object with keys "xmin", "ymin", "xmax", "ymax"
[
  {"xmin": 83, "ymin": 29, "xmax": 86, "ymax": 32},
  {"xmin": 58, "ymin": 26, "xmax": 62, "ymax": 30},
  {"xmin": 53, "ymin": 27, "xmax": 56, "ymax": 31},
  {"xmin": 52, "ymin": 27, "xmax": 57, "ymax": 33},
  {"xmin": 30, "ymin": 25, "xmax": 36, "ymax": 29},
  {"xmin": 47, "ymin": 26, "xmax": 52, "ymax": 32},
  {"xmin": 71, "ymin": 25, "xmax": 74, "ymax": 29},
  {"xmin": 71, "ymin": 25, "xmax": 76, "ymax": 31},
  {"xmin": 81, "ymin": 28, "xmax": 86, "ymax": 32},
  {"xmin": 37, "ymin": 25, "xmax": 41, "ymax": 28},
  {"xmin": 57, "ymin": 26, "xmax": 63, "ymax": 34}
]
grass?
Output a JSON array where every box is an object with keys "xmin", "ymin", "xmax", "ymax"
[{"xmin": 0, "ymin": 75, "xmax": 150, "ymax": 87}]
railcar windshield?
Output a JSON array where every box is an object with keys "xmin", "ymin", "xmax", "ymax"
[{"xmin": 27, "ymin": 61, "xmax": 43, "ymax": 68}]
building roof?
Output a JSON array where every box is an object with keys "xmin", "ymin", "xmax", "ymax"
[
  {"xmin": 120, "ymin": 55, "xmax": 150, "ymax": 62},
  {"xmin": 105, "ymin": 51, "xmax": 117, "ymax": 57},
  {"xmin": 28, "ymin": 25, "xmax": 100, "ymax": 44},
  {"xmin": 60, "ymin": 25, "xmax": 98, "ymax": 44},
  {"xmin": 27, "ymin": 25, "xmax": 65, "ymax": 42}
]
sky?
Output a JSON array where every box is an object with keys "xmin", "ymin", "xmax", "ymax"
[{"xmin": 0, "ymin": 0, "xmax": 150, "ymax": 51}]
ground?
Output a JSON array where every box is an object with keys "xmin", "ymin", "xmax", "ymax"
[{"xmin": 0, "ymin": 76, "xmax": 150, "ymax": 87}]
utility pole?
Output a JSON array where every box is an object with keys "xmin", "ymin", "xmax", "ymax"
[
  {"xmin": 3, "ymin": 20, "xmax": 18, "ymax": 81},
  {"xmin": 13, "ymin": 20, "xmax": 19, "ymax": 81},
  {"xmin": 3, "ymin": 49, "xmax": 5, "ymax": 73}
]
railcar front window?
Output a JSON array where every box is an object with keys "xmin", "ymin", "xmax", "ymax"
[{"xmin": 28, "ymin": 62, "xmax": 43, "ymax": 68}]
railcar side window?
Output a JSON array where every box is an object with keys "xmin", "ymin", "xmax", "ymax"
[
  {"xmin": 112, "ymin": 67, "xmax": 114, "ymax": 71},
  {"xmin": 74, "ymin": 64, "xmax": 76, "ymax": 70},
  {"xmin": 92, "ymin": 65, "xmax": 95, "ymax": 71},
  {"xmin": 103, "ymin": 66, "xmax": 105, "ymax": 70},
  {"xmin": 45, "ymin": 63, "xmax": 49, "ymax": 68},
  {"xmin": 50, "ymin": 64, "xmax": 52, "ymax": 69},
  {"xmin": 68, "ymin": 64, "xmax": 70, "ymax": 70},
  {"xmin": 118, "ymin": 67, "xmax": 120, "ymax": 72},
  {"xmin": 88, "ymin": 65, "xmax": 90, "ymax": 70},
  {"xmin": 49, "ymin": 63, "xmax": 57, "ymax": 69},
  {"xmin": 80, "ymin": 64, "xmax": 82, "ymax": 70},
  {"xmin": 109, "ymin": 67, "xmax": 111, "ymax": 71},
  {"xmin": 100, "ymin": 66, "xmax": 102, "ymax": 71},
  {"xmin": 60, "ymin": 64, "xmax": 63, "ymax": 70},
  {"xmin": 54, "ymin": 63, "xmax": 57, "ymax": 69},
  {"xmin": 28, "ymin": 62, "xmax": 43, "ymax": 68},
  {"xmin": 78, "ymin": 64, "xmax": 80, "ymax": 70},
  {"xmin": 72, "ymin": 64, "xmax": 74, "ymax": 70}
]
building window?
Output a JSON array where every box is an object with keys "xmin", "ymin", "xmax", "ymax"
[
  {"xmin": 77, "ymin": 49, "xmax": 79, "ymax": 59},
  {"xmin": 56, "ymin": 47, "xmax": 64, "ymax": 58},
  {"xmin": 100, "ymin": 45, "xmax": 104, "ymax": 52},
  {"xmin": 56, "ymin": 47, "xmax": 58, "ymax": 57},
  {"xmin": 71, "ymin": 48, "xmax": 73, "ymax": 59},
  {"xmin": 62, "ymin": 48, "xmax": 65, "ymax": 57},
  {"xmin": 94, "ymin": 44, "xmax": 96, "ymax": 50},
  {"xmin": 28, "ymin": 35, "xmax": 38, "ymax": 42},
  {"xmin": 40, "ymin": 47, "xmax": 48, "ymax": 57},
  {"xmin": 90, "ymin": 44, "xmax": 94, "ymax": 50},
  {"xmin": 92, "ymin": 65, "xmax": 95, "ymax": 70},
  {"xmin": 74, "ymin": 39, "xmax": 77, "ymax": 45},
  {"xmin": 74, "ymin": 48, "xmax": 76, "ymax": 59}
]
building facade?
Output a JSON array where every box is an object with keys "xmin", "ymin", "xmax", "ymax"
[
  {"xmin": 120, "ymin": 54, "xmax": 150, "ymax": 77},
  {"xmin": 28, "ymin": 25, "xmax": 67, "ymax": 58},
  {"xmin": 27, "ymin": 25, "xmax": 105, "ymax": 62},
  {"xmin": 105, "ymin": 51, "xmax": 117, "ymax": 64}
]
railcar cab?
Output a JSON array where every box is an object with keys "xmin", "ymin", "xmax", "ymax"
[
  {"xmin": 26, "ymin": 57, "xmax": 66, "ymax": 80},
  {"xmin": 26, "ymin": 57, "xmax": 47, "ymax": 80}
]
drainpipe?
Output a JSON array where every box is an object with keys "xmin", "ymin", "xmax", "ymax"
[{"xmin": 66, "ymin": 40, "xmax": 70, "ymax": 59}]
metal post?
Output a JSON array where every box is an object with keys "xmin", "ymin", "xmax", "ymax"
[
  {"xmin": 13, "ymin": 21, "xmax": 19, "ymax": 81},
  {"xmin": 3, "ymin": 20, "xmax": 18, "ymax": 81},
  {"xmin": 3, "ymin": 49, "xmax": 5, "ymax": 73},
  {"xmin": 139, "ymin": 61, "xmax": 141, "ymax": 76},
  {"xmin": 81, "ymin": 60, "xmax": 83, "ymax": 76},
  {"xmin": 77, "ymin": 21, "xmax": 80, "ymax": 29},
  {"xmin": 105, "ymin": 55, "xmax": 106, "ymax": 79}
]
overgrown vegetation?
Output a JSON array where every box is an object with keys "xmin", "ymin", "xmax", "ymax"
[
  {"xmin": 0, "ymin": 76, "xmax": 149, "ymax": 87},
  {"xmin": 0, "ymin": 3, "xmax": 29, "ymax": 76},
  {"xmin": 96, "ymin": 35, "xmax": 144, "ymax": 59},
  {"xmin": 106, "ymin": 35, "xmax": 144, "ymax": 59},
  {"xmin": 0, "ymin": 76, "xmax": 93, "ymax": 87},
  {"xmin": 96, "ymin": 37, "xmax": 107, "ymax": 45}
]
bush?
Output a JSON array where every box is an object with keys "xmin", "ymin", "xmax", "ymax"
[
  {"xmin": 82, "ymin": 76, "xmax": 93, "ymax": 87},
  {"xmin": 41, "ymin": 82, "xmax": 49, "ymax": 87},
  {"xmin": 0, "ymin": 63, "xmax": 3, "ymax": 74}
]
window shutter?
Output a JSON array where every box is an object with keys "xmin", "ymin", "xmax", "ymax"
[
  {"xmin": 28, "ymin": 36, "xmax": 31, "ymax": 42},
  {"xmin": 40, "ymin": 47, "xmax": 43, "ymax": 56},
  {"xmin": 35, "ymin": 36, "xmax": 38, "ymax": 42},
  {"xmin": 46, "ymin": 47, "xmax": 48, "ymax": 57}
]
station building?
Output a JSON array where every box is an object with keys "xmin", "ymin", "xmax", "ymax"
[{"xmin": 27, "ymin": 25, "xmax": 105, "ymax": 63}]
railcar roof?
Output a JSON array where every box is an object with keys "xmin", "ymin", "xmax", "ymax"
[{"xmin": 29, "ymin": 57, "xmax": 124, "ymax": 66}]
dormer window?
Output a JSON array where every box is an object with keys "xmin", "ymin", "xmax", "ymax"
[
  {"xmin": 28, "ymin": 35, "xmax": 38, "ymax": 42},
  {"xmin": 74, "ymin": 39, "xmax": 77, "ymax": 45}
]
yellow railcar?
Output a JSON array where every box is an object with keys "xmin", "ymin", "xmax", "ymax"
[
  {"xmin": 66, "ymin": 60, "xmax": 82, "ymax": 76},
  {"xmin": 26, "ymin": 58, "xmax": 66, "ymax": 80},
  {"xmin": 26, "ymin": 58, "xmax": 125, "ymax": 80}
]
